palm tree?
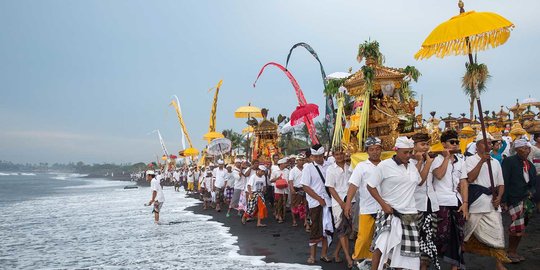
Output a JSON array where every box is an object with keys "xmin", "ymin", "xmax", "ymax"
[
  {"xmin": 222, "ymin": 129, "xmax": 245, "ymax": 155},
  {"xmin": 462, "ymin": 62, "xmax": 490, "ymax": 119},
  {"xmin": 315, "ymin": 120, "xmax": 330, "ymax": 148},
  {"xmin": 401, "ymin": 66, "xmax": 422, "ymax": 101}
]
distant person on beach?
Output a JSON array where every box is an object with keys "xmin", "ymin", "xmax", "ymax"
[
  {"xmin": 213, "ymin": 160, "xmax": 227, "ymax": 212},
  {"xmin": 243, "ymin": 165, "xmax": 268, "ymax": 227},
  {"xmin": 502, "ymin": 139, "xmax": 536, "ymax": 263},
  {"xmin": 463, "ymin": 132, "xmax": 509, "ymax": 270},
  {"xmin": 344, "ymin": 136, "xmax": 382, "ymax": 269},
  {"xmin": 411, "ymin": 133, "xmax": 440, "ymax": 270},
  {"xmin": 145, "ymin": 170, "xmax": 165, "ymax": 224},
  {"xmin": 301, "ymin": 144, "xmax": 332, "ymax": 264},
  {"xmin": 325, "ymin": 148, "xmax": 353, "ymax": 268},
  {"xmin": 270, "ymin": 157, "xmax": 289, "ymax": 224},
  {"xmin": 202, "ymin": 168, "xmax": 213, "ymax": 210},
  {"xmin": 187, "ymin": 167, "xmax": 195, "ymax": 194},
  {"xmin": 431, "ymin": 130, "xmax": 469, "ymax": 270},
  {"xmin": 367, "ymin": 136, "xmax": 421, "ymax": 270},
  {"xmin": 173, "ymin": 169, "xmax": 180, "ymax": 192},
  {"xmin": 224, "ymin": 165, "xmax": 234, "ymax": 205},
  {"xmin": 289, "ymin": 153, "xmax": 307, "ymax": 229},
  {"xmin": 227, "ymin": 159, "xmax": 245, "ymax": 218}
]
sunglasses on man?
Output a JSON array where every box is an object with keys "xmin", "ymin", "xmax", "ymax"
[{"xmin": 447, "ymin": 139, "xmax": 460, "ymax": 145}]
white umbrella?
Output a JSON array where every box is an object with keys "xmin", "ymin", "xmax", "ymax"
[
  {"xmin": 279, "ymin": 121, "xmax": 305, "ymax": 134},
  {"xmin": 207, "ymin": 138, "xmax": 232, "ymax": 156},
  {"xmin": 326, "ymin": 72, "xmax": 351, "ymax": 80}
]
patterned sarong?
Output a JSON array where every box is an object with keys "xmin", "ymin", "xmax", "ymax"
[
  {"xmin": 245, "ymin": 192, "xmax": 267, "ymax": 219},
  {"xmin": 418, "ymin": 212, "xmax": 440, "ymax": 269},
  {"xmin": 436, "ymin": 206, "xmax": 465, "ymax": 269},
  {"xmin": 508, "ymin": 201, "xmax": 526, "ymax": 236},
  {"xmin": 371, "ymin": 211, "xmax": 420, "ymax": 257}
]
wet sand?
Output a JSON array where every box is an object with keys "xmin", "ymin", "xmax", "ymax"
[{"xmin": 186, "ymin": 193, "xmax": 540, "ymax": 270}]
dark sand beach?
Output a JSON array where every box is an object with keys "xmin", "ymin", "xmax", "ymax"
[{"xmin": 186, "ymin": 195, "xmax": 540, "ymax": 270}]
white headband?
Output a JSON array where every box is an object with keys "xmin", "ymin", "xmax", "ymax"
[
  {"xmin": 394, "ymin": 136, "xmax": 414, "ymax": 149},
  {"xmin": 310, "ymin": 146, "xmax": 325, "ymax": 155}
]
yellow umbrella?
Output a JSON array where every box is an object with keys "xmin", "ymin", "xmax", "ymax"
[
  {"xmin": 183, "ymin": 147, "xmax": 199, "ymax": 157},
  {"xmin": 203, "ymin": 131, "xmax": 224, "ymax": 141},
  {"xmin": 234, "ymin": 104, "xmax": 263, "ymax": 118},
  {"xmin": 415, "ymin": 10, "xmax": 513, "ymax": 60},
  {"xmin": 414, "ymin": 0, "xmax": 514, "ymax": 220}
]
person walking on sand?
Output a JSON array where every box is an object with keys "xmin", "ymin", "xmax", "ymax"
[
  {"xmin": 302, "ymin": 144, "xmax": 333, "ymax": 264},
  {"xmin": 202, "ymin": 168, "xmax": 213, "ymax": 210},
  {"xmin": 432, "ymin": 130, "xmax": 469, "ymax": 270},
  {"xmin": 270, "ymin": 157, "xmax": 290, "ymax": 223},
  {"xmin": 411, "ymin": 132, "xmax": 440, "ymax": 270},
  {"xmin": 213, "ymin": 160, "xmax": 227, "ymax": 212},
  {"xmin": 367, "ymin": 136, "xmax": 421, "ymax": 270},
  {"xmin": 344, "ymin": 137, "xmax": 383, "ymax": 270},
  {"xmin": 463, "ymin": 132, "xmax": 510, "ymax": 270},
  {"xmin": 325, "ymin": 148, "xmax": 353, "ymax": 268},
  {"xmin": 502, "ymin": 138, "xmax": 537, "ymax": 263},
  {"xmin": 145, "ymin": 170, "xmax": 165, "ymax": 224},
  {"xmin": 227, "ymin": 159, "xmax": 246, "ymax": 218},
  {"xmin": 243, "ymin": 165, "xmax": 268, "ymax": 227},
  {"xmin": 289, "ymin": 153, "xmax": 308, "ymax": 229}
]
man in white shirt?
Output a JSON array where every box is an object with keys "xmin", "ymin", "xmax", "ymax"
[
  {"xmin": 464, "ymin": 132, "xmax": 509, "ymax": 270},
  {"xmin": 367, "ymin": 136, "xmax": 421, "ymax": 270},
  {"xmin": 326, "ymin": 149, "xmax": 353, "ymax": 268},
  {"xmin": 213, "ymin": 160, "xmax": 227, "ymax": 212},
  {"xmin": 227, "ymin": 159, "xmax": 245, "ymax": 218},
  {"xmin": 173, "ymin": 169, "xmax": 181, "ymax": 192},
  {"xmin": 301, "ymin": 144, "xmax": 332, "ymax": 264},
  {"xmin": 186, "ymin": 167, "xmax": 195, "ymax": 194},
  {"xmin": 271, "ymin": 157, "xmax": 289, "ymax": 223},
  {"xmin": 202, "ymin": 168, "xmax": 213, "ymax": 210},
  {"xmin": 431, "ymin": 130, "xmax": 469, "ymax": 270},
  {"xmin": 344, "ymin": 136, "xmax": 382, "ymax": 268},
  {"xmin": 289, "ymin": 153, "xmax": 307, "ymax": 228},
  {"xmin": 411, "ymin": 132, "xmax": 439, "ymax": 270},
  {"xmin": 145, "ymin": 170, "xmax": 165, "ymax": 224},
  {"xmin": 243, "ymin": 165, "xmax": 268, "ymax": 227}
]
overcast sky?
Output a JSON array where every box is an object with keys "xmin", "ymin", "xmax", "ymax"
[{"xmin": 1, "ymin": 0, "xmax": 538, "ymax": 164}]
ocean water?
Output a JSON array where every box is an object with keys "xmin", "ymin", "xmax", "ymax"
[{"xmin": 0, "ymin": 173, "xmax": 317, "ymax": 270}]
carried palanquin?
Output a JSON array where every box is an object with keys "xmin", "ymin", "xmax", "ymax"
[{"xmin": 341, "ymin": 40, "xmax": 422, "ymax": 153}]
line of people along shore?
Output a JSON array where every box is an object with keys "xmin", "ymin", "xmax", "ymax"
[{"xmin": 143, "ymin": 130, "xmax": 540, "ymax": 270}]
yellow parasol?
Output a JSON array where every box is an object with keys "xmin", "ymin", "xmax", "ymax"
[
  {"xmin": 414, "ymin": 0, "xmax": 514, "ymax": 210},
  {"xmin": 234, "ymin": 104, "xmax": 263, "ymax": 118},
  {"xmin": 415, "ymin": 10, "xmax": 514, "ymax": 60},
  {"xmin": 183, "ymin": 147, "xmax": 199, "ymax": 157},
  {"xmin": 203, "ymin": 131, "xmax": 224, "ymax": 142}
]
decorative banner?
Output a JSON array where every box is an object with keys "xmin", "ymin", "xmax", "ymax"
[
  {"xmin": 170, "ymin": 95, "xmax": 193, "ymax": 149},
  {"xmin": 253, "ymin": 62, "xmax": 319, "ymax": 144},
  {"xmin": 152, "ymin": 130, "xmax": 169, "ymax": 157},
  {"xmin": 208, "ymin": 79, "xmax": 223, "ymax": 133},
  {"xmin": 285, "ymin": 42, "xmax": 335, "ymax": 144}
]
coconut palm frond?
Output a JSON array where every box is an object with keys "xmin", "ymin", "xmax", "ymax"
[
  {"xmin": 357, "ymin": 40, "xmax": 385, "ymax": 65},
  {"xmin": 324, "ymin": 78, "xmax": 347, "ymax": 97},
  {"xmin": 403, "ymin": 65, "xmax": 422, "ymax": 82}
]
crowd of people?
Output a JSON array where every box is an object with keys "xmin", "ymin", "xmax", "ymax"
[{"xmin": 142, "ymin": 131, "xmax": 540, "ymax": 270}]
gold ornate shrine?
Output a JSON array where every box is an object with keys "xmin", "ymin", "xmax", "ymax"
[
  {"xmin": 343, "ymin": 56, "xmax": 420, "ymax": 151},
  {"xmin": 252, "ymin": 109, "xmax": 280, "ymax": 163}
]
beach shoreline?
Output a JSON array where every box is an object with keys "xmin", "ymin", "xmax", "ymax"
[{"xmin": 184, "ymin": 192, "xmax": 540, "ymax": 270}]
